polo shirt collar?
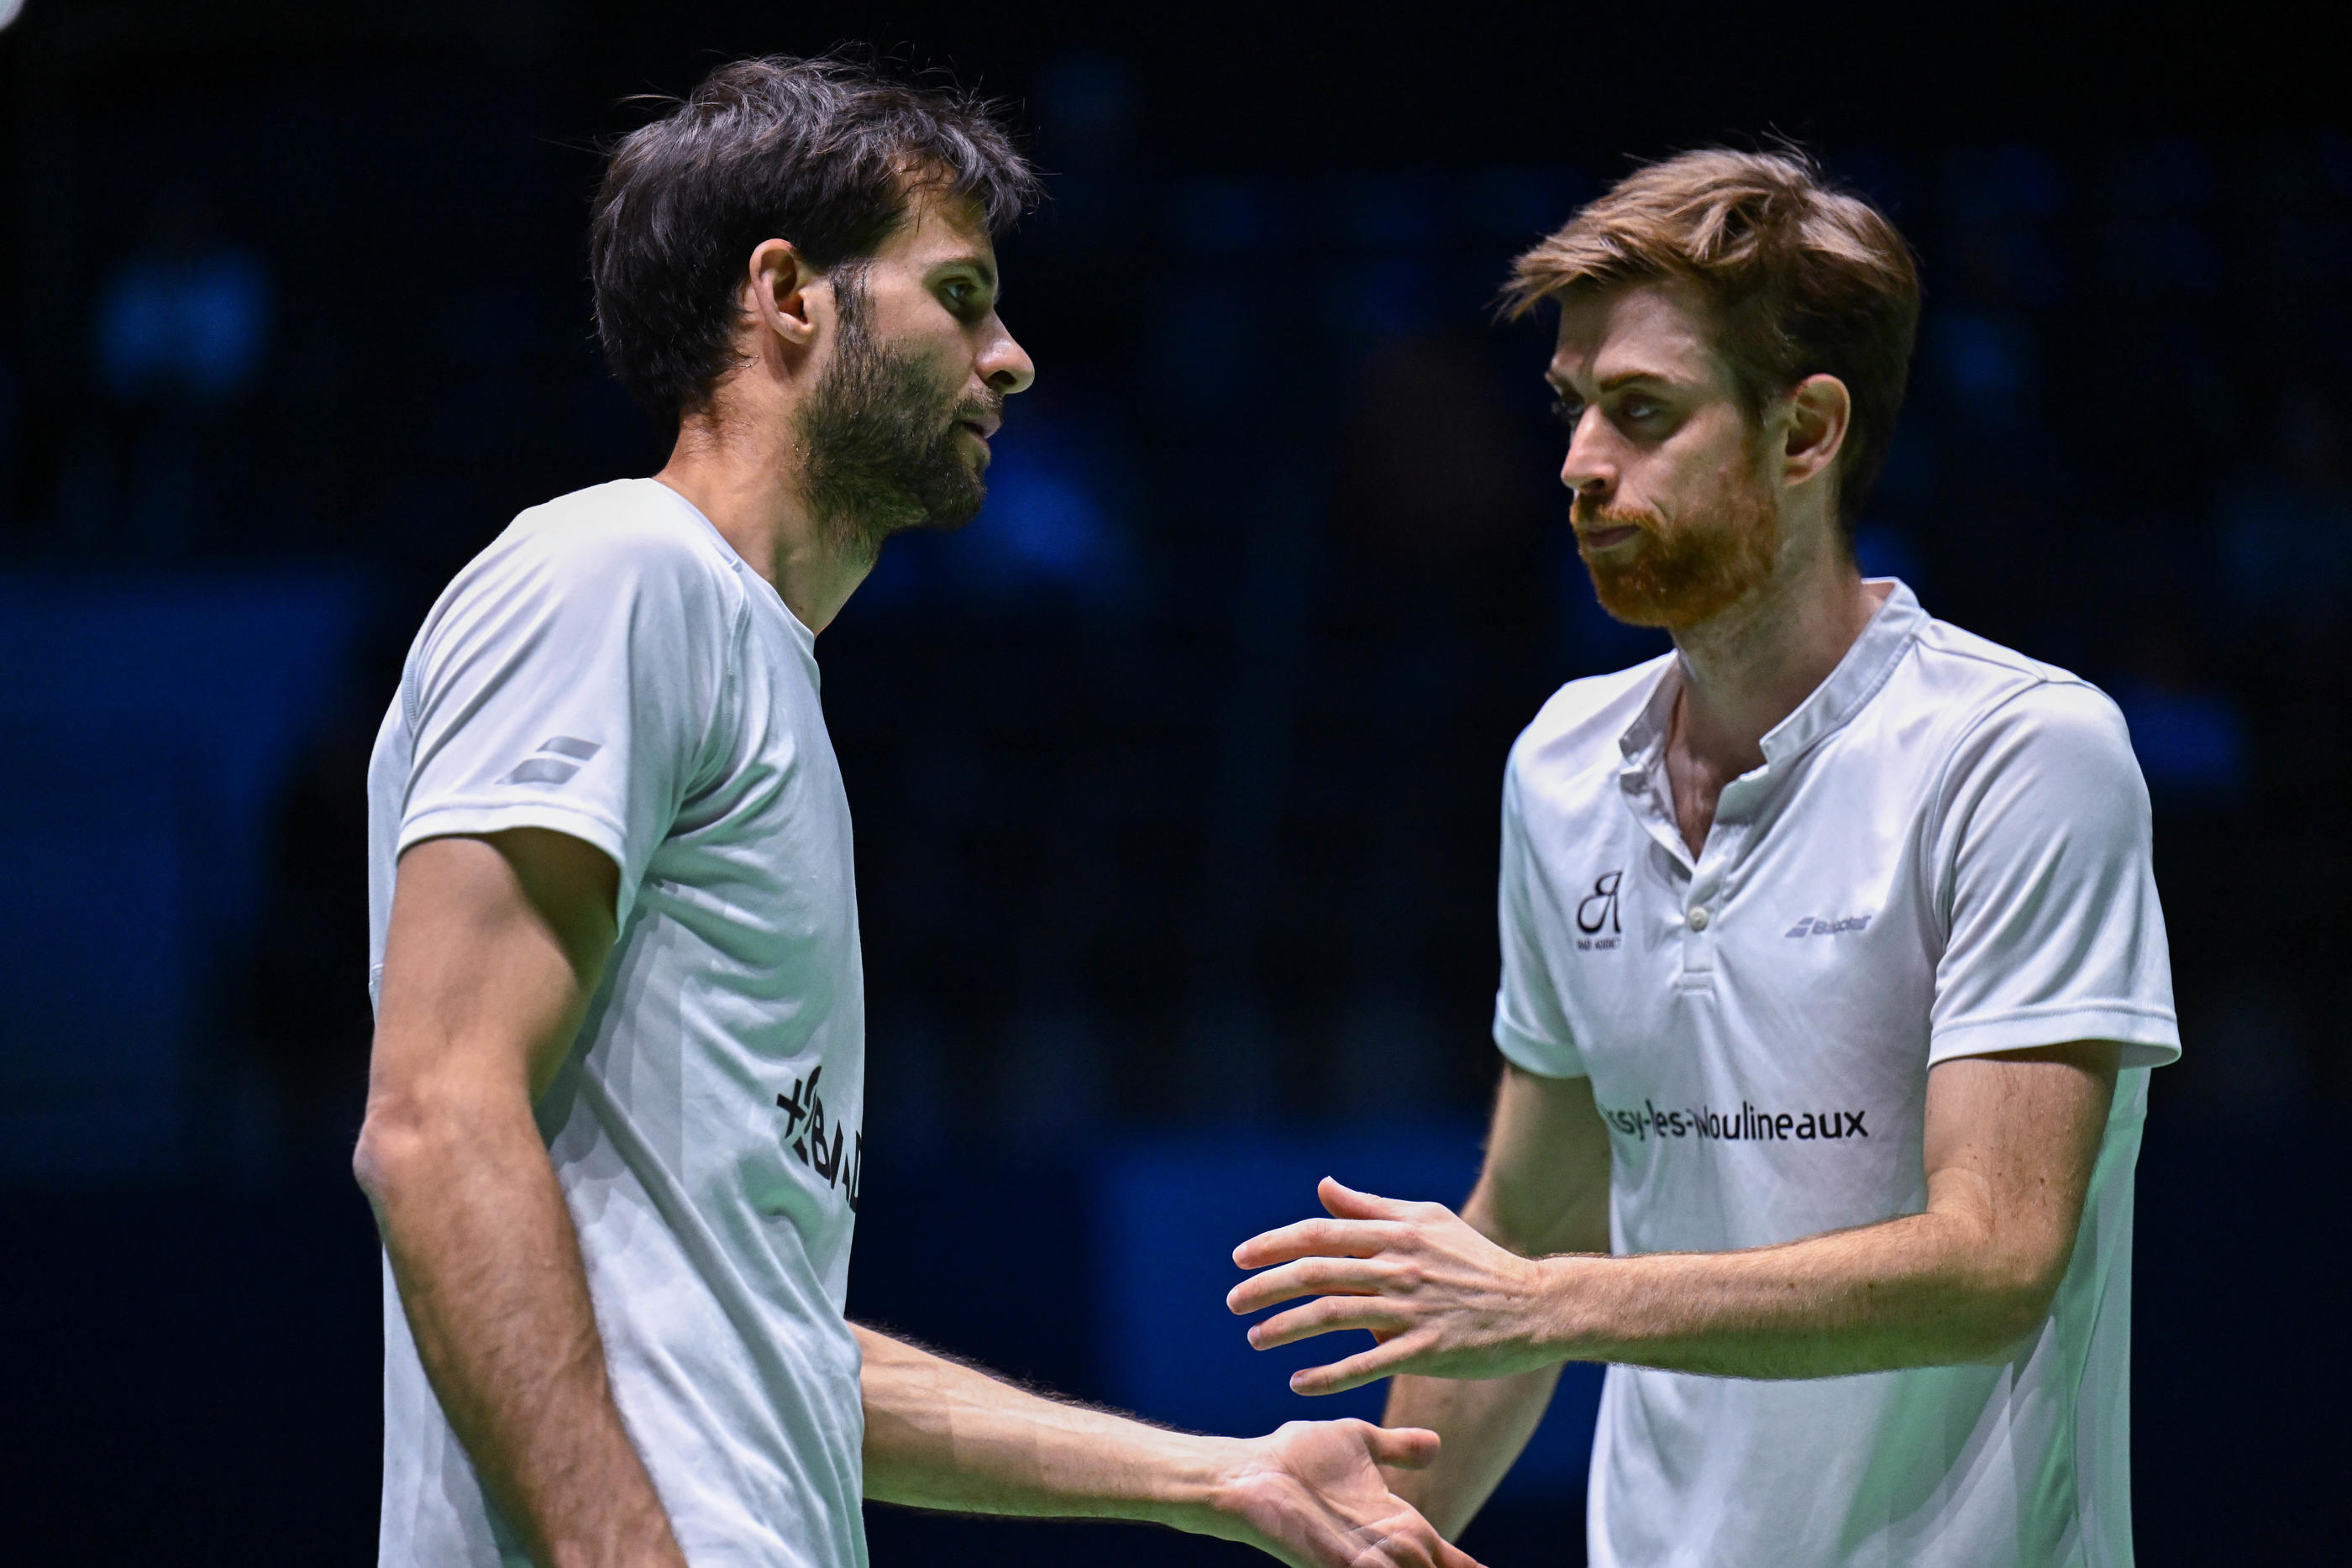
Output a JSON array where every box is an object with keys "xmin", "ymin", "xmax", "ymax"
[
  {"xmin": 1759, "ymin": 578, "xmax": 1924, "ymax": 766},
  {"xmin": 1616, "ymin": 577, "xmax": 1926, "ymax": 779}
]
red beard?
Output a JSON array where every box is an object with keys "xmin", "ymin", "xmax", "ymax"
[{"xmin": 1574, "ymin": 469, "xmax": 1782, "ymax": 629}]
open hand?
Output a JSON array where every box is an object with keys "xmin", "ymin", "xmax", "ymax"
[
  {"xmin": 1228, "ymin": 1177, "xmax": 1562, "ymax": 1397},
  {"xmin": 1205, "ymin": 1417, "xmax": 1485, "ymax": 1568}
]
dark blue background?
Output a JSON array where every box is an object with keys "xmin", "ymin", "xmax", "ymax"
[{"xmin": 0, "ymin": 2, "xmax": 2344, "ymax": 1561}]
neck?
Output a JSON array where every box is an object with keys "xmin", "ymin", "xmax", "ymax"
[
  {"xmin": 1667, "ymin": 530, "xmax": 1883, "ymax": 778},
  {"xmin": 654, "ymin": 410, "xmax": 872, "ymax": 635}
]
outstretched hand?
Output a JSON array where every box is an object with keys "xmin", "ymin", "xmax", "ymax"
[
  {"xmin": 1228, "ymin": 1177, "xmax": 1566, "ymax": 1397},
  {"xmin": 1205, "ymin": 1417, "xmax": 1485, "ymax": 1568}
]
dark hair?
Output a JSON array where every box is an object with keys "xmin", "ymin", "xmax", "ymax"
[
  {"xmin": 590, "ymin": 54, "xmax": 1042, "ymax": 422},
  {"xmin": 1504, "ymin": 148, "xmax": 1919, "ymax": 532}
]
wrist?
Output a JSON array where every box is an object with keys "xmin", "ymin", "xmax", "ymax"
[
  {"xmin": 1528, "ymin": 1251, "xmax": 1616, "ymax": 1362},
  {"xmin": 1131, "ymin": 1430, "xmax": 1253, "ymax": 1537}
]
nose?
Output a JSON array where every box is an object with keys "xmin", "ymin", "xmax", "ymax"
[
  {"xmin": 980, "ymin": 319, "xmax": 1035, "ymax": 397},
  {"xmin": 1558, "ymin": 408, "xmax": 1615, "ymax": 504}
]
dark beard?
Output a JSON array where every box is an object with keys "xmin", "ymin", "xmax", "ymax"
[
  {"xmin": 796, "ymin": 302, "xmax": 997, "ymax": 565},
  {"xmin": 1575, "ymin": 459, "xmax": 1782, "ymax": 629}
]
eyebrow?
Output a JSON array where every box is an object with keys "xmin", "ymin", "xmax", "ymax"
[{"xmin": 1546, "ymin": 369, "xmax": 1685, "ymax": 394}]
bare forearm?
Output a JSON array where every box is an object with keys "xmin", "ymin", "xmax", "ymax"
[
  {"xmin": 1376, "ymin": 1173, "xmax": 1593, "ymax": 1538},
  {"xmin": 360, "ymin": 1102, "xmax": 683, "ymax": 1568},
  {"xmin": 1541, "ymin": 1206, "xmax": 2044, "ymax": 1379},
  {"xmin": 1378, "ymin": 1367, "xmax": 1560, "ymax": 1539},
  {"xmin": 857, "ymin": 1326, "xmax": 1232, "ymax": 1527}
]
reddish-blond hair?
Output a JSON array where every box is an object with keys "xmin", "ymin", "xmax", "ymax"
[{"xmin": 1506, "ymin": 149, "xmax": 1919, "ymax": 529}]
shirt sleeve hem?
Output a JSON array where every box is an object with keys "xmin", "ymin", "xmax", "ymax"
[
  {"xmin": 396, "ymin": 800, "xmax": 632, "ymax": 889},
  {"xmin": 1493, "ymin": 1005, "xmax": 1588, "ymax": 1079},
  {"xmin": 1929, "ymin": 1005, "xmax": 2181, "ymax": 1070}
]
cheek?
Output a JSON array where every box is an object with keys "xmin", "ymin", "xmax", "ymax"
[{"xmin": 1648, "ymin": 427, "xmax": 1756, "ymax": 518}]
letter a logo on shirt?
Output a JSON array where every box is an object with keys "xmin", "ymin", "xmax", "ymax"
[{"xmin": 1578, "ymin": 871, "xmax": 1624, "ymax": 935}]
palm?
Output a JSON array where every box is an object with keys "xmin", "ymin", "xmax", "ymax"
[{"xmin": 1214, "ymin": 1419, "xmax": 1481, "ymax": 1568}]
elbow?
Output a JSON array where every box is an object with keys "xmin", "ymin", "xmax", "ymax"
[
  {"xmin": 353, "ymin": 1087, "xmax": 462, "ymax": 1210},
  {"xmin": 1953, "ymin": 1256, "xmax": 2068, "ymax": 1362},
  {"xmin": 1971, "ymin": 1288, "xmax": 2057, "ymax": 1361},
  {"xmin": 352, "ymin": 1102, "xmax": 421, "ymax": 1209}
]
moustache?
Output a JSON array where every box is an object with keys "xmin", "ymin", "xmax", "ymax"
[{"xmin": 951, "ymin": 391, "xmax": 1005, "ymax": 430}]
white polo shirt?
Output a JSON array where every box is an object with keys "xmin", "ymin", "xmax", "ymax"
[{"xmin": 1494, "ymin": 580, "xmax": 2177, "ymax": 1568}]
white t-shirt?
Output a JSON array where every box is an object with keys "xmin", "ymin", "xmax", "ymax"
[
  {"xmin": 366, "ymin": 479, "xmax": 869, "ymax": 1568},
  {"xmin": 1493, "ymin": 581, "xmax": 2177, "ymax": 1568}
]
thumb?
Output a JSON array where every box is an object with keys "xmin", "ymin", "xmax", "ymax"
[
  {"xmin": 1362, "ymin": 1423, "xmax": 1442, "ymax": 1471},
  {"xmin": 1320, "ymin": 1175, "xmax": 1408, "ymax": 1220}
]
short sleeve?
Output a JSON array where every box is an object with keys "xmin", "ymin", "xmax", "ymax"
[
  {"xmin": 1493, "ymin": 759, "xmax": 1588, "ymax": 1078},
  {"xmin": 1928, "ymin": 681, "xmax": 2180, "ymax": 1069},
  {"xmin": 396, "ymin": 512, "xmax": 738, "ymax": 930}
]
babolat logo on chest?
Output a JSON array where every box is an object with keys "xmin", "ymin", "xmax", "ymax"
[
  {"xmin": 1785, "ymin": 914, "xmax": 1872, "ymax": 938},
  {"xmin": 1577, "ymin": 871, "xmax": 1624, "ymax": 951}
]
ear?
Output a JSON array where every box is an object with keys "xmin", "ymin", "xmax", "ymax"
[
  {"xmin": 1779, "ymin": 373, "xmax": 1851, "ymax": 490},
  {"xmin": 743, "ymin": 239, "xmax": 816, "ymax": 350}
]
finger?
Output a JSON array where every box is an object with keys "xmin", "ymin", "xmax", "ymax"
[
  {"xmin": 1247, "ymin": 1295, "xmax": 1409, "ymax": 1350},
  {"xmin": 1362, "ymin": 1424, "xmax": 1442, "ymax": 1471},
  {"xmin": 1289, "ymin": 1335, "xmax": 1417, "ymax": 1397},
  {"xmin": 1226, "ymin": 1256, "xmax": 1391, "ymax": 1315},
  {"xmin": 1436, "ymin": 1539, "xmax": 1491, "ymax": 1568},
  {"xmin": 1318, "ymin": 1175, "xmax": 1415, "ymax": 1221},
  {"xmin": 1232, "ymin": 1216, "xmax": 1395, "ymax": 1270}
]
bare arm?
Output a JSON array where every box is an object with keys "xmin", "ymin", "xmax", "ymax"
[
  {"xmin": 1376, "ymin": 1066, "xmax": 1611, "ymax": 1538},
  {"xmin": 353, "ymin": 830, "xmax": 683, "ymax": 1568},
  {"xmin": 858, "ymin": 1325, "xmax": 1484, "ymax": 1568},
  {"xmin": 1232, "ymin": 1041, "xmax": 2119, "ymax": 1392}
]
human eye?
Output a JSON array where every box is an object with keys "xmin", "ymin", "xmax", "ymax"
[
  {"xmin": 1614, "ymin": 393, "xmax": 1677, "ymax": 433},
  {"xmin": 1551, "ymin": 394, "xmax": 1584, "ymax": 427},
  {"xmin": 939, "ymin": 276, "xmax": 989, "ymax": 318}
]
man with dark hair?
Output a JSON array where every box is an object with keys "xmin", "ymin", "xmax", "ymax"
[
  {"xmin": 1231, "ymin": 149, "xmax": 2176, "ymax": 1566},
  {"xmin": 357, "ymin": 55, "xmax": 1478, "ymax": 1568}
]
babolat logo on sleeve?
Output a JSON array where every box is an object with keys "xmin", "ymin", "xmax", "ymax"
[
  {"xmin": 1784, "ymin": 913, "xmax": 1872, "ymax": 938},
  {"xmin": 499, "ymin": 735, "xmax": 601, "ymax": 785}
]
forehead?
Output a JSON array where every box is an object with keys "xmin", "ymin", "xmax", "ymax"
[
  {"xmin": 1548, "ymin": 279, "xmax": 1728, "ymax": 388},
  {"xmin": 870, "ymin": 187, "xmax": 995, "ymax": 272}
]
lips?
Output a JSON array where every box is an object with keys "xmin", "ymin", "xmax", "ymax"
[{"xmin": 1579, "ymin": 524, "xmax": 1641, "ymax": 550}]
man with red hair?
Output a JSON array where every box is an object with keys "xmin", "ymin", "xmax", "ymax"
[{"xmin": 1232, "ymin": 149, "xmax": 2176, "ymax": 1567}]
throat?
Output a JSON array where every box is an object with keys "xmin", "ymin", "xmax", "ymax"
[
  {"xmin": 1663, "ymin": 685, "xmax": 1758, "ymax": 860},
  {"xmin": 1666, "ymin": 755, "xmax": 1728, "ymax": 860}
]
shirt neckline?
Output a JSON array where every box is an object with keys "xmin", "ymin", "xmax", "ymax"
[
  {"xmin": 634, "ymin": 477, "xmax": 821, "ymax": 648},
  {"xmin": 1616, "ymin": 577, "xmax": 1925, "ymax": 780}
]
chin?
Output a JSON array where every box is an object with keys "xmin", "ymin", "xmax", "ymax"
[{"xmin": 1587, "ymin": 567, "xmax": 1748, "ymax": 631}]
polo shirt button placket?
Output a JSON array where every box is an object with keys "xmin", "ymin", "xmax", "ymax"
[{"xmin": 1677, "ymin": 894, "xmax": 1718, "ymax": 994}]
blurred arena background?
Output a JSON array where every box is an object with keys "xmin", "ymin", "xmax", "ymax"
[{"xmin": 0, "ymin": 2, "xmax": 2344, "ymax": 1560}]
